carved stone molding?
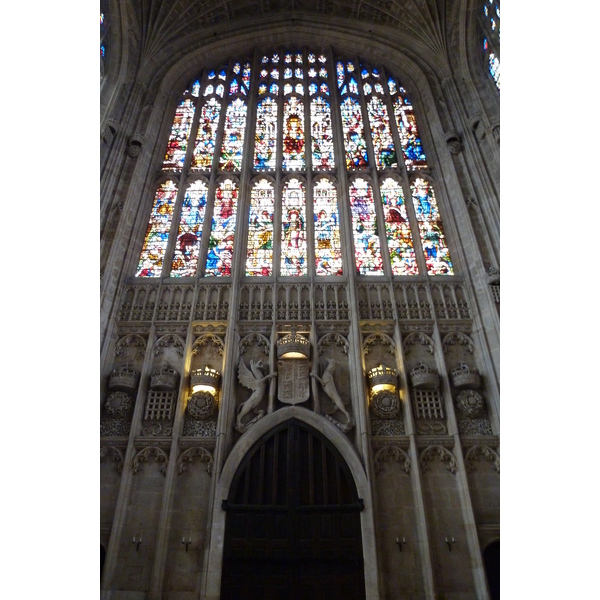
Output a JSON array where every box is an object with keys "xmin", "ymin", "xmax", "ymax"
[
  {"xmin": 153, "ymin": 333, "xmax": 185, "ymax": 357},
  {"xmin": 100, "ymin": 445, "xmax": 124, "ymax": 473},
  {"xmin": 373, "ymin": 445, "xmax": 411, "ymax": 475},
  {"xmin": 465, "ymin": 445, "xmax": 500, "ymax": 474},
  {"xmin": 442, "ymin": 332, "xmax": 475, "ymax": 354},
  {"xmin": 455, "ymin": 389, "xmax": 485, "ymax": 417},
  {"xmin": 363, "ymin": 332, "xmax": 396, "ymax": 356},
  {"xmin": 104, "ymin": 391, "xmax": 134, "ymax": 417},
  {"xmin": 132, "ymin": 446, "xmax": 169, "ymax": 474},
  {"xmin": 317, "ymin": 332, "xmax": 349, "ymax": 355},
  {"xmin": 486, "ymin": 266, "xmax": 500, "ymax": 284},
  {"xmin": 445, "ymin": 132, "xmax": 462, "ymax": 154},
  {"xmin": 187, "ymin": 392, "xmax": 218, "ymax": 420},
  {"xmin": 114, "ymin": 334, "xmax": 147, "ymax": 358},
  {"xmin": 403, "ymin": 331, "xmax": 435, "ymax": 355},
  {"xmin": 141, "ymin": 421, "xmax": 173, "ymax": 437},
  {"xmin": 419, "ymin": 445, "xmax": 458, "ymax": 474},
  {"xmin": 370, "ymin": 390, "xmax": 400, "ymax": 419},
  {"xmin": 127, "ymin": 137, "xmax": 143, "ymax": 158},
  {"xmin": 177, "ymin": 446, "xmax": 214, "ymax": 475},
  {"xmin": 191, "ymin": 333, "xmax": 225, "ymax": 356}
]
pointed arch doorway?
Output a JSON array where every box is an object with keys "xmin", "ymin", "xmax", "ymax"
[{"xmin": 220, "ymin": 418, "xmax": 366, "ymax": 600}]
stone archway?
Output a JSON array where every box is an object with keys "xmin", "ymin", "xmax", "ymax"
[{"xmin": 220, "ymin": 418, "xmax": 366, "ymax": 600}]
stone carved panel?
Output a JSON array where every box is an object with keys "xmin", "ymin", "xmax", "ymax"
[
  {"xmin": 373, "ymin": 445, "xmax": 411, "ymax": 475},
  {"xmin": 393, "ymin": 283, "xmax": 432, "ymax": 320},
  {"xmin": 419, "ymin": 445, "xmax": 457, "ymax": 474},
  {"xmin": 314, "ymin": 283, "xmax": 349, "ymax": 320},
  {"xmin": 371, "ymin": 419, "xmax": 405, "ymax": 436},
  {"xmin": 100, "ymin": 445, "xmax": 125, "ymax": 473},
  {"xmin": 194, "ymin": 284, "xmax": 230, "ymax": 321},
  {"xmin": 465, "ymin": 445, "xmax": 500, "ymax": 474},
  {"xmin": 177, "ymin": 446, "xmax": 214, "ymax": 475},
  {"xmin": 131, "ymin": 446, "xmax": 169, "ymax": 474},
  {"xmin": 239, "ymin": 284, "xmax": 274, "ymax": 320},
  {"xmin": 278, "ymin": 360, "xmax": 310, "ymax": 405},
  {"xmin": 357, "ymin": 283, "xmax": 395, "ymax": 320}
]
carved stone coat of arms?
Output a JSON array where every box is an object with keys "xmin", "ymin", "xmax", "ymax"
[{"xmin": 277, "ymin": 359, "xmax": 310, "ymax": 405}]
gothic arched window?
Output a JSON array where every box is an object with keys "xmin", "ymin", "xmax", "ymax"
[
  {"xmin": 136, "ymin": 48, "xmax": 455, "ymax": 279},
  {"xmin": 481, "ymin": 0, "xmax": 501, "ymax": 90}
]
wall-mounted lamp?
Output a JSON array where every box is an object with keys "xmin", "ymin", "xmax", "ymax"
[
  {"xmin": 395, "ymin": 536, "xmax": 406, "ymax": 552},
  {"xmin": 182, "ymin": 536, "xmax": 192, "ymax": 552},
  {"xmin": 277, "ymin": 328, "xmax": 310, "ymax": 359},
  {"xmin": 191, "ymin": 366, "xmax": 221, "ymax": 396},
  {"xmin": 132, "ymin": 536, "xmax": 142, "ymax": 551},
  {"xmin": 367, "ymin": 365, "xmax": 398, "ymax": 394},
  {"xmin": 445, "ymin": 537, "xmax": 456, "ymax": 551}
]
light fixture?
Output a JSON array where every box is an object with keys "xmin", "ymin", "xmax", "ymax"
[
  {"xmin": 395, "ymin": 536, "xmax": 406, "ymax": 552},
  {"xmin": 182, "ymin": 536, "xmax": 192, "ymax": 552},
  {"xmin": 367, "ymin": 364, "xmax": 398, "ymax": 394},
  {"xmin": 132, "ymin": 536, "xmax": 142, "ymax": 551},
  {"xmin": 277, "ymin": 327, "xmax": 310, "ymax": 359},
  {"xmin": 191, "ymin": 366, "xmax": 221, "ymax": 395},
  {"xmin": 445, "ymin": 537, "xmax": 456, "ymax": 551}
]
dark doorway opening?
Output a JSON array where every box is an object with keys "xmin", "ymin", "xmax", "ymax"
[
  {"xmin": 221, "ymin": 418, "xmax": 366, "ymax": 600},
  {"xmin": 483, "ymin": 540, "xmax": 500, "ymax": 600}
]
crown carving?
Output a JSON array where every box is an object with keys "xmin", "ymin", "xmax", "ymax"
[
  {"xmin": 451, "ymin": 363, "xmax": 481, "ymax": 389},
  {"xmin": 150, "ymin": 367, "xmax": 179, "ymax": 391},
  {"xmin": 367, "ymin": 365, "xmax": 398, "ymax": 389},
  {"xmin": 190, "ymin": 367, "xmax": 221, "ymax": 389},
  {"xmin": 108, "ymin": 367, "xmax": 140, "ymax": 392},
  {"xmin": 277, "ymin": 330, "xmax": 310, "ymax": 359},
  {"xmin": 410, "ymin": 363, "xmax": 439, "ymax": 389}
]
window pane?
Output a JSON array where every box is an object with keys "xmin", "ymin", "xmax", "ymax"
[
  {"xmin": 280, "ymin": 178, "xmax": 307, "ymax": 276},
  {"xmin": 246, "ymin": 178, "xmax": 275, "ymax": 276}
]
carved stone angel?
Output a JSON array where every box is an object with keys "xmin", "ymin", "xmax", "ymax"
[{"xmin": 235, "ymin": 359, "xmax": 277, "ymax": 433}]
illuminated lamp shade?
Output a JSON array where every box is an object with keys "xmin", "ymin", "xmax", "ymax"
[
  {"xmin": 191, "ymin": 366, "xmax": 221, "ymax": 395},
  {"xmin": 367, "ymin": 365, "xmax": 398, "ymax": 394},
  {"xmin": 277, "ymin": 330, "xmax": 310, "ymax": 359}
]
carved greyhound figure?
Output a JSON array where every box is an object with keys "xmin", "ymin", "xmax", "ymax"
[
  {"xmin": 236, "ymin": 359, "xmax": 277, "ymax": 432},
  {"xmin": 310, "ymin": 358, "xmax": 351, "ymax": 424}
]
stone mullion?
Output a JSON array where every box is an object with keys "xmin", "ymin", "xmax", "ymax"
[
  {"xmin": 147, "ymin": 324, "xmax": 195, "ymax": 599},
  {"xmin": 101, "ymin": 326, "xmax": 156, "ymax": 598}
]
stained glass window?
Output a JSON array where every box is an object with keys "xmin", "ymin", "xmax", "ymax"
[
  {"xmin": 411, "ymin": 178, "xmax": 453, "ymax": 275},
  {"xmin": 170, "ymin": 180, "xmax": 208, "ymax": 277},
  {"xmin": 191, "ymin": 98, "xmax": 221, "ymax": 172},
  {"xmin": 205, "ymin": 179, "xmax": 238, "ymax": 276},
  {"xmin": 314, "ymin": 179, "xmax": 343, "ymax": 276},
  {"xmin": 254, "ymin": 98, "xmax": 278, "ymax": 171},
  {"xmin": 219, "ymin": 99, "xmax": 247, "ymax": 171},
  {"xmin": 392, "ymin": 92, "xmax": 428, "ymax": 170},
  {"xmin": 163, "ymin": 99, "xmax": 195, "ymax": 171},
  {"xmin": 340, "ymin": 98, "xmax": 368, "ymax": 169},
  {"xmin": 136, "ymin": 181, "xmax": 178, "ymax": 277},
  {"xmin": 137, "ymin": 50, "xmax": 454, "ymax": 281},
  {"xmin": 280, "ymin": 178, "xmax": 307, "ymax": 276},
  {"xmin": 246, "ymin": 178, "xmax": 275, "ymax": 276},
  {"xmin": 380, "ymin": 178, "xmax": 418, "ymax": 275},
  {"xmin": 367, "ymin": 96, "xmax": 397, "ymax": 169},
  {"xmin": 310, "ymin": 97, "xmax": 335, "ymax": 171},
  {"xmin": 282, "ymin": 97, "xmax": 305, "ymax": 171},
  {"xmin": 349, "ymin": 178, "xmax": 383, "ymax": 275},
  {"xmin": 481, "ymin": 2, "xmax": 500, "ymax": 90}
]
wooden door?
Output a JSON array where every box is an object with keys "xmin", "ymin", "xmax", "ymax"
[{"xmin": 221, "ymin": 419, "xmax": 366, "ymax": 600}]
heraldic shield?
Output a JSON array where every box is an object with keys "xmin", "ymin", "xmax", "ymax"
[{"xmin": 277, "ymin": 359, "xmax": 310, "ymax": 405}]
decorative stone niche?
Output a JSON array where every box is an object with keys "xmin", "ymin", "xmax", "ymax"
[
  {"xmin": 101, "ymin": 334, "xmax": 146, "ymax": 437},
  {"xmin": 183, "ymin": 334, "xmax": 224, "ymax": 438},
  {"xmin": 364, "ymin": 333, "xmax": 403, "ymax": 436}
]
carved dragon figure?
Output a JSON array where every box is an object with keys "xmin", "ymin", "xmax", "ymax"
[
  {"xmin": 311, "ymin": 358, "xmax": 351, "ymax": 424},
  {"xmin": 236, "ymin": 359, "xmax": 277, "ymax": 432}
]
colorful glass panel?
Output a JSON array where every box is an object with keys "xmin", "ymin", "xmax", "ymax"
[
  {"xmin": 242, "ymin": 63, "xmax": 251, "ymax": 89},
  {"xmin": 270, "ymin": 83, "xmax": 279, "ymax": 94},
  {"xmin": 219, "ymin": 99, "xmax": 247, "ymax": 171},
  {"xmin": 309, "ymin": 82, "xmax": 318, "ymax": 96},
  {"xmin": 254, "ymin": 97, "xmax": 278, "ymax": 171},
  {"xmin": 205, "ymin": 179, "xmax": 238, "ymax": 276},
  {"xmin": 489, "ymin": 53, "xmax": 500, "ymax": 89},
  {"xmin": 282, "ymin": 97, "xmax": 305, "ymax": 171},
  {"xmin": 203, "ymin": 84, "xmax": 214, "ymax": 96},
  {"xmin": 411, "ymin": 178, "xmax": 453, "ymax": 275},
  {"xmin": 229, "ymin": 79, "xmax": 240, "ymax": 95},
  {"xmin": 216, "ymin": 84, "xmax": 224, "ymax": 97},
  {"xmin": 349, "ymin": 178, "xmax": 383, "ymax": 275},
  {"xmin": 295, "ymin": 83, "xmax": 304, "ymax": 95},
  {"xmin": 340, "ymin": 97, "xmax": 368, "ymax": 169},
  {"xmin": 284, "ymin": 83, "xmax": 293, "ymax": 95},
  {"xmin": 392, "ymin": 95, "xmax": 428, "ymax": 170},
  {"xmin": 136, "ymin": 181, "xmax": 178, "ymax": 277},
  {"xmin": 162, "ymin": 99, "xmax": 195, "ymax": 171},
  {"xmin": 284, "ymin": 68, "xmax": 293, "ymax": 79},
  {"xmin": 246, "ymin": 178, "xmax": 275, "ymax": 276},
  {"xmin": 280, "ymin": 178, "xmax": 307, "ymax": 276},
  {"xmin": 191, "ymin": 80, "xmax": 201, "ymax": 97},
  {"xmin": 295, "ymin": 53, "xmax": 303, "ymax": 63},
  {"xmin": 309, "ymin": 68, "xmax": 317, "ymax": 78},
  {"xmin": 170, "ymin": 180, "xmax": 208, "ymax": 277},
  {"xmin": 308, "ymin": 53, "xmax": 316, "ymax": 63},
  {"xmin": 367, "ymin": 96, "xmax": 398, "ymax": 169},
  {"xmin": 380, "ymin": 178, "xmax": 418, "ymax": 275},
  {"xmin": 336, "ymin": 61, "xmax": 344, "ymax": 88},
  {"xmin": 349, "ymin": 78, "xmax": 358, "ymax": 95},
  {"xmin": 191, "ymin": 98, "xmax": 221, "ymax": 172},
  {"xmin": 318, "ymin": 54, "xmax": 327, "ymax": 63},
  {"xmin": 310, "ymin": 97, "xmax": 335, "ymax": 171},
  {"xmin": 313, "ymin": 179, "xmax": 343, "ymax": 276}
]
